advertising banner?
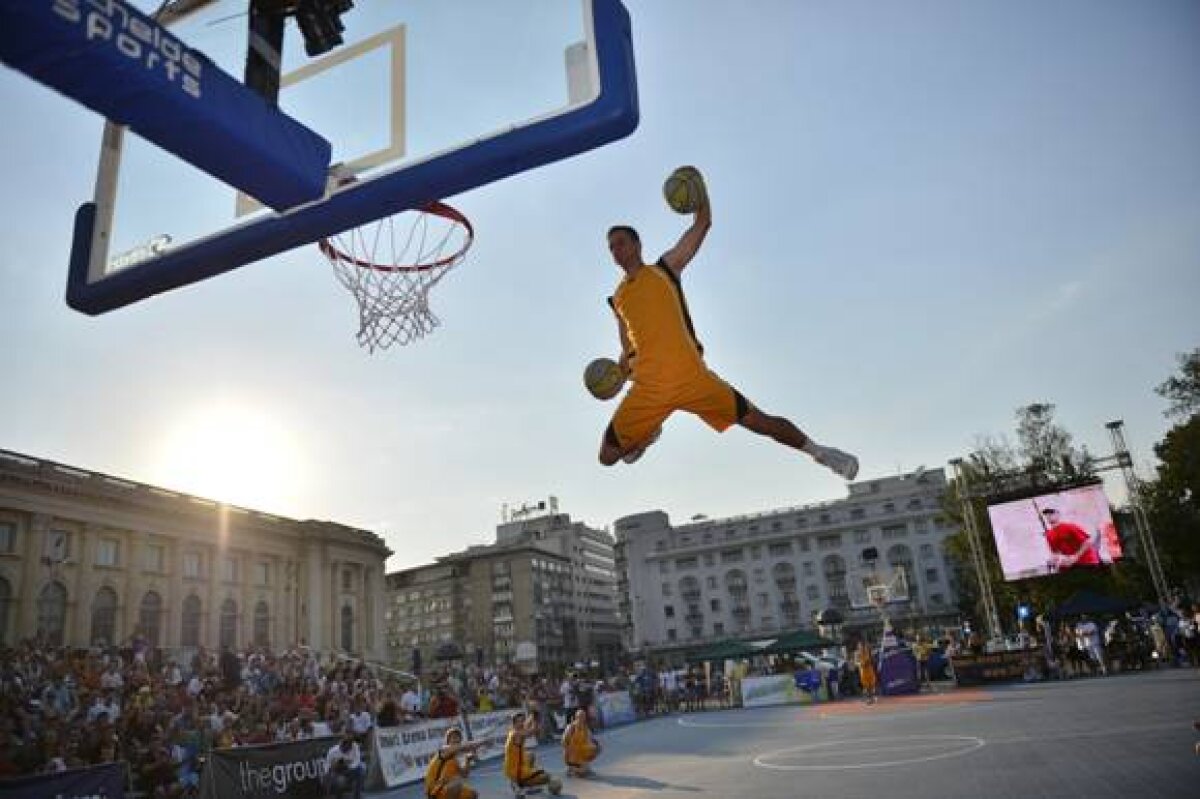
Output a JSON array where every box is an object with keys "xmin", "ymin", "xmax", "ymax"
[
  {"xmin": 740, "ymin": 674, "xmax": 816, "ymax": 708},
  {"xmin": 952, "ymin": 650, "xmax": 1047, "ymax": 686},
  {"xmin": 199, "ymin": 736, "xmax": 338, "ymax": 799},
  {"xmin": 373, "ymin": 710, "xmax": 529, "ymax": 789},
  {"xmin": 596, "ymin": 690, "xmax": 636, "ymax": 727},
  {"xmin": 879, "ymin": 649, "xmax": 920, "ymax": 696},
  {"xmin": 1, "ymin": 761, "xmax": 125, "ymax": 799}
]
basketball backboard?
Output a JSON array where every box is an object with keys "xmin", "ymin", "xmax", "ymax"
[
  {"xmin": 11, "ymin": 0, "xmax": 638, "ymax": 314},
  {"xmin": 849, "ymin": 566, "xmax": 911, "ymax": 610}
]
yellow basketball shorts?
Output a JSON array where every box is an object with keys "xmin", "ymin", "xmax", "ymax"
[{"xmin": 606, "ymin": 368, "xmax": 749, "ymax": 450}]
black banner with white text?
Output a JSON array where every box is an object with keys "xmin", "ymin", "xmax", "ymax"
[{"xmin": 199, "ymin": 736, "xmax": 339, "ymax": 799}]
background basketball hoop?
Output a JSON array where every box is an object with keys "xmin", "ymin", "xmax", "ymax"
[{"xmin": 318, "ymin": 200, "xmax": 475, "ymax": 352}]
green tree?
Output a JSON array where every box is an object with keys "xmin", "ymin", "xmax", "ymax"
[
  {"xmin": 1144, "ymin": 348, "xmax": 1200, "ymax": 594},
  {"xmin": 1155, "ymin": 348, "xmax": 1200, "ymax": 421},
  {"xmin": 1015, "ymin": 403, "xmax": 1094, "ymax": 480}
]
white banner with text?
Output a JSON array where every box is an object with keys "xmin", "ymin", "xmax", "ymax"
[{"xmin": 372, "ymin": 711, "xmax": 537, "ymax": 789}]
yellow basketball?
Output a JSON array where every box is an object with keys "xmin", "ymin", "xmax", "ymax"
[
  {"xmin": 663, "ymin": 165, "xmax": 705, "ymax": 214},
  {"xmin": 583, "ymin": 357, "xmax": 626, "ymax": 400}
]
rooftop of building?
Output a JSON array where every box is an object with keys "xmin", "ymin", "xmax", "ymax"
[
  {"xmin": 0, "ymin": 447, "xmax": 392, "ymax": 555},
  {"xmin": 615, "ymin": 467, "xmax": 947, "ymax": 536}
]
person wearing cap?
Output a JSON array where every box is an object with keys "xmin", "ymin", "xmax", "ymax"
[
  {"xmin": 504, "ymin": 710, "xmax": 561, "ymax": 794},
  {"xmin": 324, "ymin": 734, "xmax": 365, "ymax": 799},
  {"xmin": 562, "ymin": 707, "xmax": 601, "ymax": 777},
  {"xmin": 424, "ymin": 726, "xmax": 482, "ymax": 799},
  {"xmin": 1041, "ymin": 508, "xmax": 1100, "ymax": 570}
]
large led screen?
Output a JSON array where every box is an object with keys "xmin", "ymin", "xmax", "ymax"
[{"xmin": 986, "ymin": 483, "xmax": 1123, "ymax": 581}]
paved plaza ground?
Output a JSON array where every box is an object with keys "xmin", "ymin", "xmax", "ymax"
[{"xmin": 382, "ymin": 668, "xmax": 1200, "ymax": 799}]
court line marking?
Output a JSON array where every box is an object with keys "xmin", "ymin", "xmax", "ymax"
[
  {"xmin": 676, "ymin": 702, "xmax": 972, "ymax": 729},
  {"xmin": 753, "ymin": 735, "xmax": 986, "ymax": 771},
  {"xmin": 679, "ymin": 717, "xmax": 807, "ymax": 729},
  {"xmin": 982, "ymin": 720, "xmax": 1184, "ymax": 745}
]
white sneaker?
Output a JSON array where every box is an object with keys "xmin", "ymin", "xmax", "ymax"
[
  {"xmin": 815, "ymin": 445, "xmax": 859, "ymax": 480},
  {"xmin": 622, "ymin": 427, "xmax": 663, "ymax": 464}
]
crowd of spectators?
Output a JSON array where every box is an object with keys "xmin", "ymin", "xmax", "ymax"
[
  {"xmin": 0, "ymin": 637, "xmax": 407, "ymax": 796},
  {"xmin": 4, "ymin": 602, "xmax": 1192, "ymax": 793},
  {"xmin": 0, "ymin": 636, "xmax": 630, "ymax": 796},
  {"xmin": 1042, "ymin": 603, "xmax": 1200, "ymax": 677}
]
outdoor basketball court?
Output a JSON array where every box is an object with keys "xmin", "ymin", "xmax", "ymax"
[{"xmin": 382, "ymin": 670, "xmax": 1199, "ymax": 799}]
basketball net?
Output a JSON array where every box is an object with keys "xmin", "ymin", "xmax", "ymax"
[{"xmin": 319, "ymin": 201, "xmax": 475, "ymax": 352}]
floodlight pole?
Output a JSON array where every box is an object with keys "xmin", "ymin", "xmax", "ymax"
[
  {"xmin": 1102, "ymin": 420, "xmax": 1170, "ymax": 607},
  {"xmin": 949, "ymin": 459, "xmax": 1004, "ymax": 641}
]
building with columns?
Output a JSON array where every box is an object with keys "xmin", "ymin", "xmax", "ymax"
[
  {"xmin": 614, "ymin": 468, "xmax": 963, "ymax": 660},
  {"xmin": 0, "ymin": 449, "xmax": 391, "ymax": 660}
]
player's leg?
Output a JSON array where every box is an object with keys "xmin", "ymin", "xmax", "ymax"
[
  {"xmin": 681, "ymin": 370, "xmax": 859, "ymax": 480},
  {"xmin": 599, "ymin": 384, "xmax": 670, "ymax": 466},
  {"xmin": 738, "ymin": 406, "xmax": 859, "ymax": 479},
  {"xmin": 600, "ymin": 423, "xmax": 663, "ymax": 466}
]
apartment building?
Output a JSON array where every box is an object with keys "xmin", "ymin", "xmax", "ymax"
[
  {"xmin": 385, "ymin": 539, "xmax": 572, "ymax": 675},
  {"xmin": 495, "ymin": 499, "xmax": 623, "ymax": 670},
  {"xmin": 614, "ymin": 468, "xmax": 962, "ymax": 659}
]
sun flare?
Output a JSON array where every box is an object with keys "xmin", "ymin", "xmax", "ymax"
[{"xmin": 154, "ymin": 399, "xmax": 304, "ymax": 513}]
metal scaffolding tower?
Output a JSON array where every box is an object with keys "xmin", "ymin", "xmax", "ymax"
[
  {"xmin": 948, "ymin": 419, "xmax": 1169, "ymax": 642},
  {"xmin": 949, "ymin": 458, "xmax": 1005, "ymax": 641}
]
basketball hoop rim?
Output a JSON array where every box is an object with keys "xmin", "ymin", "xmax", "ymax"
[{"xmin": 318, "ymin": 200, "xmax": 475, "ymax": 273}]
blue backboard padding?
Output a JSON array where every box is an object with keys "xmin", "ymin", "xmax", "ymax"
[
  {"xmin": 65, "ymin": 0, "xmax": 639, "ymax": 315},
  {"xmin": 0, "ymin": 0, "xmax": 331, "ymax": 211}
]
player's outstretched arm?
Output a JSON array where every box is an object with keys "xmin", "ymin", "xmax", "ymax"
[{"xmin": 660, "ymin": 169, "xmax": 712, "ymax": 276}]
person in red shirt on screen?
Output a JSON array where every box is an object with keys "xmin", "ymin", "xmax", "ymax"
[{"xmin": 1042, "ymin": 508, "xmax": 1100, "ymax": 570}]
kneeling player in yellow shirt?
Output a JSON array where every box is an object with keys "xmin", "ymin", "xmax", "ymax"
[
  {"xmin": 424, "ymin": 726, "xmax": 482, "ymax": 799},
  {"xmin": 562, "ymin": 708, "xmax": 601, "ymax": 777},
  {"xmin": 504, "ymin": 710, "xmax": 561, "ymax": 795}
]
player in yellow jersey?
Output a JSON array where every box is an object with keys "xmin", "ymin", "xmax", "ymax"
[
  {"xmin": 504, "ymin": 710, "xmax": 562, "ymax": 795},
  {"xmin": 424, "ymin": 726, "xmax": 482, "ymax": 799},
  {"xmin": 561, "ymin": 708, "xmax": 601, "ymax": 777},
  {"xmin": 599, "ymin": 167, "xmax": 859, "ymax": 479}
]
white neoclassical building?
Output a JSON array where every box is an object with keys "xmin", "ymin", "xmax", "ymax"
[
  {"xmin": 614, "ymin": 468, "xmax": 963, "ymax": 658},
  {"xmin": 0, "ymin": 449, "xmax": 390, "ymax": 660}
]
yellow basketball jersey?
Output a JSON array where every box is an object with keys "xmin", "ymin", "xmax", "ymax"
[
  {"xmin": 610, "ymin": 260, "xmax": 704, "ymax": 385},
  {"xmin": 503, "ymin": 730, "xmax": 524, "ymax": 781},
  {"xmin": 563, "ymin": 722, "xmax": 593, "ymax": 764},
  {"xmin": 424, "ymin": 752, "xmax": 462, "ymax": 797}
]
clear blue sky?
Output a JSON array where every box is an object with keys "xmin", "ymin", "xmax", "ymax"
[{"xmin": 2, "ymin": 0, "xmax": 1197, "ymax": 572}]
